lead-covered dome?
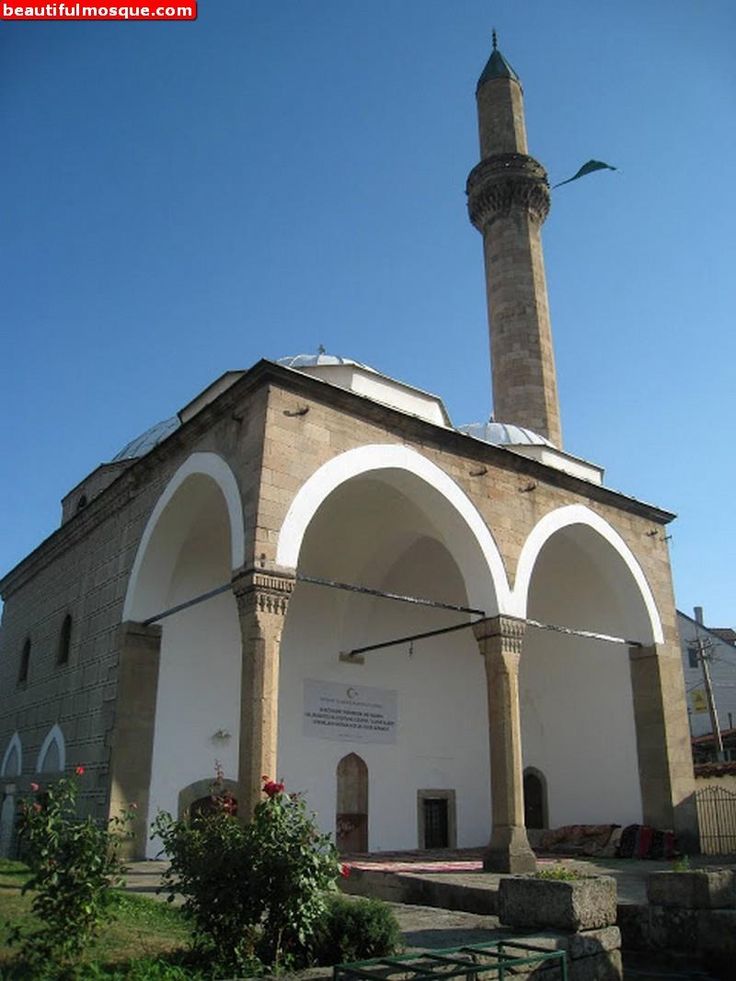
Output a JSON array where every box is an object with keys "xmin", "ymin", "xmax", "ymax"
[
  {"xmin": 278, "ymin": 353, "xmax": 377, "ymax": 372},
  {"xmin": 111, "ymin": 416, "xmax": 181, "ymax": 462},
  {"xmin": 457, "ymin": 421, "xmax": 554, "ymax": 447}
]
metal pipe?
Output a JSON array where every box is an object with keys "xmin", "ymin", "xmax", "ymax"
[
  {"xmin": 297, "ymin": 573, "xmax": 484, "ymax": 616},
  {"xmin": 343, "ymin": 618, "xmax": 481, "ymax": 657},
  {"xmin": 525, "ymin": 618, "xmax": 643, "ymax": 648},
  {"xmin": 141, "ymin": 582, "xmax": 232, "ymax": 626},
  {"xmin": 343, "ymin": 616, "xmax": 644, "ymax": 658}
]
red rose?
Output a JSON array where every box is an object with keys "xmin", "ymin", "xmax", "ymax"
[
  {"xmin": 75, "ymin": 766, "xmax": 85, "ymax": 776},
  {"xmin": 263, "ymin": 780, "xmax": 285, "ymax": 798},
  {"xmin": 340, "ymin": 864, "xmax": 351, "ymax": 879},
  {"xmin": 30, "ymin": 782, "xmax": 39, "ymax": 792}
]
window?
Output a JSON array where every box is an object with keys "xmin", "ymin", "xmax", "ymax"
[
  {"xmin": 417, "ymin": 789, "xmax": 456, "ymax": 850},
  {"xmin": 18, "ymin": 639, "xmax": 30, "ymax": 686},
  {"xmin": 688, "ymin": 645, "xmax": 699, "ymax": 669},
  {"xmin": 36, "ymin": 725, "xmax": 65, "ymax": 774},
  {"xmin": 57, "ymin": 614, "xmax": 72, "ymax": 666}
]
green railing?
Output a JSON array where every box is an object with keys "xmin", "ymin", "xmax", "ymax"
[{"xmin": 334, "ymin": 939, "xmax": 567, "ymax": 981}]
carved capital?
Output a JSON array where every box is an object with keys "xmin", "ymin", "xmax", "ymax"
[
  {"xmin": 473, "ymin": 615, "xmax": 526, "ymax": 657},
  {"xmin": 466, "ymin": 153, "xmax": 550, "ymax": 229},
  {"xmin": 232, "ymin": 567, "xmax": 295, "ymax": 618}
]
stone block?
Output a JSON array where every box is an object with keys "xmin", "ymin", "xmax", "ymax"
[
  {"xmin": 498, "ymin": 875, "xmax": 617, "ymax": 931},
  {"xmin": 646, "ymin": 905, "xmax": 699, "ymax": 952},
  {"xmin": 646, "ymin": 869, "xmax": 736, "ymax": 909},
  {"xmin": 569, "ymin": 949, "xmax": 622, "ymax": 981},
  {"xmin": 568, "ymin": 926, "xmax": 621, "ymax": 959},
  {"xmin": 696, "ymin": 908, "xmax": 736, "ymax": 958}
]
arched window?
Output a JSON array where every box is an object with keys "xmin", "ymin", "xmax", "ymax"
[
  {"xmin": 76, "ymin": 494, "xmax": 87, "ymax": 512},
  {"xmin": 1, "ymin": 733, "xmax": 22, "ymax": 778},
  {"xmin": 57, "ymin": 614, "xmax": 72, "ymax": 666},
  {"xmin": 36, "ymin": 725, "xmax": 65, "ymax": 774},
  {"xmin": 18, "ymin": 639, "xmax": 30, "ymax": 686}
]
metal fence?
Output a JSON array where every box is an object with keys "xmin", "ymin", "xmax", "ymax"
[{"xmin": 696, "ymin": 785, "xmax": 736, "ymax": 855}]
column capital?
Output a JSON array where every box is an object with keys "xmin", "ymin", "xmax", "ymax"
[
  {"xmin": 232, "ymin": 566, "xmax": 296, "ymax": 617},
  {"xmin": 473, "ymin": 614, "xmax": 526, "ymax": 655}
]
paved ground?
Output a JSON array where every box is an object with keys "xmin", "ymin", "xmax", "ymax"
[{"xmin": 122, "ymin": 852, "xmax": 733, "ymax": 978}]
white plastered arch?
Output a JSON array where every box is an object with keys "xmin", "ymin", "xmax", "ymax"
[
  {"xmin": 276, "ymin": 443, "xmax": 510, "ymax": 615},
  {"xmin": 36, "ymin": 724, "xmax": 65, "ymax": 774},
  {"xmin": 1, "ymin": 733, "xmax": 22, "ymax": 778},
  {"xmin": 123, "ymin": 452, "xmax": 245, "ymax": 621},
  {"xmin": 511, "ymin": 504, "xmax": 664, "ymax": 644}
]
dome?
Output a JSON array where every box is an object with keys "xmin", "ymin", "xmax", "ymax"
[
  {"xmin": 111, "ymin": 416, "xmax": 181, "ymax": 462},
  {"xmin": 278, "ymin": 352, "xmax": 377, "ymax": 373},
  {"xmin": 457, "ymin": 421, "xmax": 554, "ymax": 447}
]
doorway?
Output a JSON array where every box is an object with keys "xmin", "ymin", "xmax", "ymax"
[
  {"xmin": 523, "ymin": 767, "xmax": 548, "ymax": 829},
  {"xmin": 336, "ymin": 753, "xmax": 368, "ymax": 854}
]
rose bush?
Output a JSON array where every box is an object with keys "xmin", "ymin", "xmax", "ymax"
[
  {"xmin": 10, "ymin": 767, "xmax": 133, "ymax": 975},
  {"xmin": 154, "ymin": 772, "xmax": 342, "ymax": 972}
]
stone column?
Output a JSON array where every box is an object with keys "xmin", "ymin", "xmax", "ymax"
[
  {"xmin": 107, "ymin": 621, "xmax": 162, "ymax": 859},
  {"xmin": 233, "ymin": 567, "xmax": 295, "ymax": 818},
  {"xmin": 629, "ymin": 643, "xmax": 697, "ymax": 847},
  {"xmin": 474, "ymin": 615, "xmax": 537, "ymax": 873}
]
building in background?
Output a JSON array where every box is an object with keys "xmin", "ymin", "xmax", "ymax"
[{"xmin": 679, "ymin": 607, "xmax": 736, "ymax": 745}]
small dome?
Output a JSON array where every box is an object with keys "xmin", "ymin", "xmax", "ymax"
[
  {"xmin": 111, "ymin": 416, "xmax": 180, "ymax": 462},
  {"xmin": 458, "ymin": 421, "xmax": 554, "ymax": 447},
  {"xmin": 278, "ymin": 352, "xmax": 377, "ymax": 373}
]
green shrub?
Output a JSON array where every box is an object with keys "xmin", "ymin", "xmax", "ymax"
[
  {"xmin": 313, "ymin": 894, "xmax": 402, "ymax": 965},
  {"xmin": 153, "ymin": 772, "xmax": 342, "ymax": 972},
  {"xmin": 10, "ymin": 768, "xmax": 133, "ymax": 975}
]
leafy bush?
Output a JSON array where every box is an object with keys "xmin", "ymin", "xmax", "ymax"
[
  {"xmin": 10, "ymin": 768, "xmax": 133, "ymax": 975},
  {"xmin": 313, "ymin": 894, "xmax": 402, "ymax": 965},
  {"xmin": 153, "ymin": 772, "xmax": 342, "ymax": 972},
  {"xmin": 153, "ymin": 802, "xmax": 260, "ymax": 970}
]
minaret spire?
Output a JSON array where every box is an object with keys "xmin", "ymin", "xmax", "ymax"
[{"xmin": 467, "ymin": 38, "xmax": 562, "ymax": 447}]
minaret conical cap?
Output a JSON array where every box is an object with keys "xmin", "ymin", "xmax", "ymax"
[{"xmin": 477, "ymin": 30, "xmax": 520, "ymax": 91}]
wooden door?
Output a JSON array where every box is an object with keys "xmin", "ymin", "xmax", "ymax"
[{"xmin": 336, "ymin": 753, "xmax": 368, "ymax": 854}]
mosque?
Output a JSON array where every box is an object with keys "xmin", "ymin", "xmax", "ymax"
[{"xmin": 0, "ymin": 38, "xmax": 696, "ymax": 868}]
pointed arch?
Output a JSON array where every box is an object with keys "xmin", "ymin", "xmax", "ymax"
[
  {"xmin": 1, "ymin": 733, "xmax": 22, "ymax": 778},
  {"xmin": 36, "ymin": 724, "xmax": 65, "ymax": 774},
  {"xmin": 511, "ymin": 504, "xmax": 663, "ymax": 644},
  {"xmin": 276, "ymin": 444, "xmax": 510, "ymax": 615},
  {"xmin": 123, "ymin": 452, "xmax": 245, "ymax": 622}
]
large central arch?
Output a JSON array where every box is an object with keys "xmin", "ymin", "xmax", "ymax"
[
  {"xmin": 275, "ymin": 445, "xmax": 509, "ymax": 852},
  {"xmin": 277, "ymin": 444, "xmax": 510, "ymax": 615}
]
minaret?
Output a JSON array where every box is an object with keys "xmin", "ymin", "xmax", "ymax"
[{"xmin": 467, "ymin": 33, "xmax": 562, "ymax": 447}]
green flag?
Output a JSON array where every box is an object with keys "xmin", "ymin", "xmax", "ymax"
[{"xmin": 552, "ymin": 160, "xmax": 617, "ymax": 189}]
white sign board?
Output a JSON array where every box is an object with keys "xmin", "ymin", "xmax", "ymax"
[{"xmin": 303, "ymin": 680, "xmax": 397, "ymax": 744}]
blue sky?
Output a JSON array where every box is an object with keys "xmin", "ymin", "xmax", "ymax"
[{"xmin": 1, "ymin": 0, "xmax": 735, "ymax": 626}]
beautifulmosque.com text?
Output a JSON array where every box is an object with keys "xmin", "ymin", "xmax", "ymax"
[{"xmin": 2, "ymin": 2, "xmax": 196, "ymax": 18}]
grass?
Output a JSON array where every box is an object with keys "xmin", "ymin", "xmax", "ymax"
[{"xmin": 0, "ymin": 858, "xmax": 195, "ymax": 977}]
